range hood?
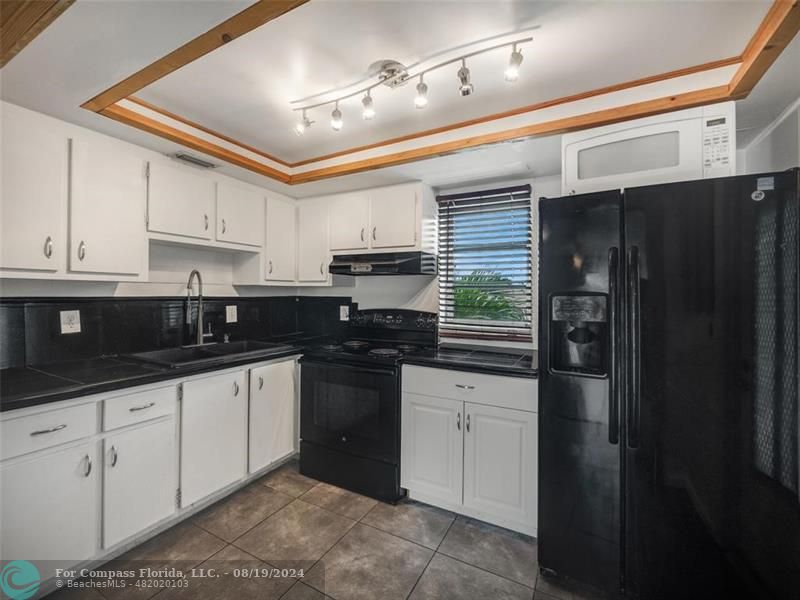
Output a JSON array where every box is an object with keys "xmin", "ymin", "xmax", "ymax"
[{"xmin": 329, "ymin": 252, "xmax": 437, "ymax": 276}]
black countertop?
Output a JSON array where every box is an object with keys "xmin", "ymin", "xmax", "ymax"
[
  {"xmin": 0, "ymin": 345, "xmax": 306, "ymax": 413},
  {"xmin": 403, "ymin": 344, "xmax": 538, "ymax": 379}
]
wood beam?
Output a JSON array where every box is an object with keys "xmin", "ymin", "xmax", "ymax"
[{"xmin": 0, "ymin": 0, "xmax": 74, "ymax": 68}]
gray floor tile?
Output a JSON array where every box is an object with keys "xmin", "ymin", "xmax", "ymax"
[
  {"xmin": 304, "ymin": 523, "xmax": 433, "ymax": 600},
  {"xmin": 535, "ymin": 574, "xmax": 607, "ymax": 600},
  {"xmin": 260, "ymin": 463, "xmax": 318, "ymax": 497},
  {"xmin": 234, "ymin": 499, "xmax": 355, "ymax": 570},
  {"xmin": 438, "ymin": 516, "xmax": 537, "ymax": 588},
  {"xmin": 409, "ymin": 553, "xmax": 533, "ymax": 600},
  {"xmin": 360, "ymin": 499, "xmax": 456, "ymax": 549},
  {"xmin": 156, "ymin": 544, "xmax": 295, "ymax": 600},
  {"xmin": 192, "ymin": 483, "xmax": 293, "ymax": 542},
  {"xmin": 300, "ymin": 482, "xmax": 378, "ymax": 521},
  {"xmin": 281, "ymin": 581, "xmax": 332, "ymax": 600}
]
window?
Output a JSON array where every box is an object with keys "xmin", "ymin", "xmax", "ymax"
[{"xmin": 437, "ymin": 185, "xmax": 533, "ymax": 342}]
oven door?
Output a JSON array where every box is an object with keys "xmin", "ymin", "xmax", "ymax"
[{"xmin": 300, "ymin": 359, "xmax": 399, "ymax": 464}]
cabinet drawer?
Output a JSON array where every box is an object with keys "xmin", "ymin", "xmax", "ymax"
[
  {"xmin": 104, "ymin": 385, "xmax": 176, "ymax": 431},
  {"xmin": 402, "ymin": 365, "xmax": 537, "ymax": 412},
  {"xmin": 2, "ymin": 402, "xmax": 97, "ymax": 459}
]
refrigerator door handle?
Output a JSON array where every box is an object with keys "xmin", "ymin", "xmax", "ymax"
[
  {"xmin": 608, "ymin": 247, "xmax": 620, "ymax": 445},
  {"xmin": 627, "ymin": 245, "xmax": 641, "ymax": 449}
]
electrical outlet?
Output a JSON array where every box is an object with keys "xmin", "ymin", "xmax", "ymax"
[
  {"xmin": 339, "ymin": 305, "xmax": 350, "ymax": 321},
  {"xmin": 59, "ymin": 310, "xmax": 81, "ymax": 334},
  {"xmin": 225, "ymin": 305, "xmax": 238, "ymax": 323}
]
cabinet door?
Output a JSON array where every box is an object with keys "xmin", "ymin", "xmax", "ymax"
[
  {"xmin": 249, "ymin": 360, "xmax": 296, "ymax": 473},
  {"xmin": 401, "ymin": 392, "xmax": 463, "ymax": 507},
  {"xmin": 1, "ymin": 442, "xmax": 97, "ymax": 565},
  {"xmin": 463, "ymin": 403, "xmax": 537, "ymax": 530},
  {"xmin": 0, "ymin": 105, "xmax": 67, "ymax": 272},
  {"xmin": 370, "ymin": 187, "xmax": 417, "ymax": 249},
  {"xmin": 103, "ymin": 419, "xmax": 176, "ymax": 548},
  {"xmin": 297, "ymin": 200, "xmax": 330, "ymax": 282},
  {"xmin": 217, "ymin": 182, "xmax": 264, "ymax": 247},
  {"xmin": 265, "ymin": 196, "xmax": 296, "ymax": 281},
  {"xmin": 70, "ymin": 137, "xmax": 146, "ymax": 275},
  {"xmin": 329, "ymin": 193, "xmax": 369, "ymax": 251},
  {"xmin": 148, "ymin": 162, "xmax": 215, "ymax": 239},
  {"xmin": 180, "ymin": 371, "xmax": 247, "ymax": 506}
]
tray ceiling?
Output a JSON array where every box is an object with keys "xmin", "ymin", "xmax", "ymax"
[{"xmin": 134, "ymin": 0, "xmax": 770, "ymax": 163}]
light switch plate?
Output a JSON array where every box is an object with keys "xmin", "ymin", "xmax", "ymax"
[
  {"xmin": 59, "ymin": 310, "xmax": 81, "ymax": 334},
  {"xmin": 339, "ymin": 305, "xmax": 350, "ymax": 321},
  {"xmin": 225, "ymin": 305, "xmax": 238, "ymax": 323}
]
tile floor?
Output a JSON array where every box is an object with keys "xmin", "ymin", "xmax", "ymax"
[{"xmin": 49, "ymin": 460, "xmax": 603, "ymax": 600}]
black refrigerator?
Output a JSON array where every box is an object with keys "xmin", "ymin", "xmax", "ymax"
[{"xmin": 538, "ymin": 169, "xmax": 800, "ymax": 600}]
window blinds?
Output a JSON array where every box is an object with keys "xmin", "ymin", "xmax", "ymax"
[{"xmin": 437, "ymin": 185, "xmax": 533, "ymax": 342}]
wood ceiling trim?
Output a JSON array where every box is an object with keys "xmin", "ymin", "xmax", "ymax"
[
  {"xmin": 1, "ymin": 0, "xmax": 74, "ymax": 68},
  {"xmin": 81, "ymin": 0, "xmax": 309, "ymax": 112},
  {"xmin": 101, "ymin": 104, "xmax": 291, "ymax": 184},
  {"xmin": 728, "ymin": 0, "xmax": 800, "ymax": 97}
]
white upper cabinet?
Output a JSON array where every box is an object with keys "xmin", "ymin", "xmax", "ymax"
[
  {"xmin": 297, "ymin": 199, "xmax": 330, "ymax": 283},
  {"xmin": 370, "ymin": 186, "xmax": 417, "ymax": 248},
  {"xmin": 0, "ymin": 103, "xmax": 67, "ymax": 273},
  {"xmin": 265, "ymin": 195, "xmax": 297, "ymax": 282},
  {"xmin": 70, "ymin": 136, "xmax": 147, "ymax": 276},
  {"xmin": 148, "ymin": 162, "xmax": 215, "ymax": 240},
  {"xmin": 216, "ymin": 182, "xmax": 264, "ymax": 247},
  {"xmin": 329, "ymin": 192, "xmax": 370, "ymax": 251}
]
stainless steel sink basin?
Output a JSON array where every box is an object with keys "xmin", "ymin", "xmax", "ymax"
[{"xmin": 124, "ymin": 341, "xmax": 292, "ymax": 368}]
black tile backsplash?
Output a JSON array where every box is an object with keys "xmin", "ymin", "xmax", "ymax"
[{"xmin": 0, "ymin": 296, "xmax": 352, "ymax": 369}]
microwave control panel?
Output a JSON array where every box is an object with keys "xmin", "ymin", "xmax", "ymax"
[{"xmin": 702, "ymin": 116, "xmax": 733, "ymax": 177}]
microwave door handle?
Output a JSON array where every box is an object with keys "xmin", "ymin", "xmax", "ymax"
[
  {"xmin": 608, "ymin": 247, "xmax": 620, "ymax": 445},
  {"xmin": 627, "ymin": 245, "xmax": 642, "ymax": 449}
]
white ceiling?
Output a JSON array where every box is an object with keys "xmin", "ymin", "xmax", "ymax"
[
  {"xmin": 136, "ymin": 0, "xmax": 770, "ymax": 163},
  {"xmin": 0, "ymin": 0, "xmax": 796, "ymax": 199}
]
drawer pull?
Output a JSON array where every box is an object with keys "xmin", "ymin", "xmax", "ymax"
[
  {"xmin": 30, "ymin": 424, "xmax": 67, "ymax": 436},
  {"xmin": 84, "ymin": 455, "xmax": 92, "ymax": 477},
  {"xmin": 455, "ymin": 384, "xmax": 476, "ymax": 390},
  {"xmin": 129, "ymin": 402, "xmax": 155, "ymax": 412},
  {"xmin": 110, "ymin": 445, "xmax": 118, "ymax": 467}
]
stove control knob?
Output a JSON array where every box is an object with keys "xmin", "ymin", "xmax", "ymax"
[{"xmin": 341, "ymin": 436, "xmax": 347, "ymax": 442}]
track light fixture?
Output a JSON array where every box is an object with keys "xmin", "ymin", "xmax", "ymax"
[
  {"xmin": 361, "ymin": 91, "xmax": 375, "ymax": 120},
  {"xmin": 330, "ymin": 102, "xmax": 343, "ymax": 131},
  {"xmin": 414, "ymin": 75, "xmax": 428, "ymax": 109},
  {"xmin": 504, "ymin": 44, "xmax": 523, "ymax": 82},
  {"xmin": 290, "ymin": 33, "xmax": 533, "ymax": 137},
  {"xmin": 457, "ymin": 59, "xmax": 473, "ymax": 96},
  {"xmin": 294, "ymin": 109, "xmax": 312, "ymax": 135}
]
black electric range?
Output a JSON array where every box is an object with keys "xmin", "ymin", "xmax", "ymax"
[{"xmin": 299, "ymin": 309, "xmax": 437, "ymax": 502}]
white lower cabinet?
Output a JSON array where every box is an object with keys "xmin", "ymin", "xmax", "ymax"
[
  {"xmin": 180, "ymin": 370, "xmax": 248, "ymax": 506},
  {"xmin": 0, "ymin": 442, "xmax": 98, "ymax": 565},
  {"xmin": 401, "ymin": 392, "xmax": 463, "ymax": 507},
  {"xmin": 103, "ymin": 419, "xmax": 177, "ymax": 548},
  {"xmin": 248, "ymin": 360, "xmax": 297, "ymax": 473},
  {"xmin": 401, "ymin": 366, "xmax": 538, "ymax": 535}
]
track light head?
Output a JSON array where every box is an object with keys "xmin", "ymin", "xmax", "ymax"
[
  {"xmin": 457, "ymin": 60, "xmax": 473, "ymax": 96},
  {"xmin": 330, "ymin": 103, "xmax": 343, "ymax": 131},
  {"xmin": 294, "ymin": 110, "xmax": 312, "ymax": 135},
  {"xmin": 504, "ymin": 45, "xmax": 523, "ymax": 82},
  {"xmin": 414, "ymin": 76, "xmax": 428, "ymax": 109},
  {"xmin": 361, "ymin": 92, "xmax": 375, "ymax": 120}
]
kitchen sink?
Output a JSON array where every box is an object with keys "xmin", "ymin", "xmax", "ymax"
[{"xmin": 124, "ymin": 341, "xmax": 293, "ymax": 368}]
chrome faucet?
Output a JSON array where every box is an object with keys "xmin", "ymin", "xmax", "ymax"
[{"xmin": 186, "ymin": 269, "xmax": 205, "ymax": 346}]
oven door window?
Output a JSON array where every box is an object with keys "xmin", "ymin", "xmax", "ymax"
[{"xmin": 301, "ymin": 361, "xmax": 398, "ymax": 463}]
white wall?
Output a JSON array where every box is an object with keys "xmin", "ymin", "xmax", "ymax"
[{"xmin": 742, "ymin": 98, "xmax": 800, "ymax": 174}]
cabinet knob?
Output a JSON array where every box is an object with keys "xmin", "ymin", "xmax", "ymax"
[
  {"xmin": 268, "ymin": 260, "xmax": 273, "ymax": 274},
  {"xmin": 320, "ymin": 262, "xmax": 324, "ymax": 275},
  {"xmin": 221, "ymin": 219, "xmax": 226, "ymax": 234},
  {"xmin": 372, "ymin": 226, "xmax": 377, "ymax": 241},
  {"xmin": 360, "ymin": 227, "xmax": 365, "ymax": 242},
  {"xmin": 233, "ymin": 381, "xmax": 240, "ymax": 396},
  {"xmin": 258, "ymin": 376, "xmax": 264, "ymax": 390},
  {"xmin": 457, "ymin": 412, "xmax": 461, "ymax": 431},
  {"xmin": 83, "ymin": 454, "xmax": 92, "ymax": 477},
  {"xmin": 78, "ymin": 241, "xmax": 86, "ymax": 261},
  {"xmin": 204, "ymin": 214, "xmax": 209, "ymax": 231},
  {"xmin": 110, "ymin": 445, "xmax": 118, "ymax": 468},
  {"xmin": 44, "ymin": 236, "xmax": 53, "ymax": 259},
  {"xmin": 466, "ymin": 414, "xmax": 471, "ymax": 433}
]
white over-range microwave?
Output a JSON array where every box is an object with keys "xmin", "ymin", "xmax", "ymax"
[{"xmin": 562, "ymin": 102, "xmax": 736, "ymax": 195}]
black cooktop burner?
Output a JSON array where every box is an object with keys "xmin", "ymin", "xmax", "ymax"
[
  {"xmin": 343, "ymin": 340, "xmax": 370, "ymax": 349},
  {"xmin": 369, "ymin": 348, "xmax": 402, "ymax": 358},
  {"xmin": 396, "ymin": 344, "xmax": 418, "ymax": 353},
  {"xmin": 318, "ymin": 344, "xmax": 343, "ymax": 351}
]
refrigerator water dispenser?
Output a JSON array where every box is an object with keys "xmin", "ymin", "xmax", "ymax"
[{"xmin": 549, "ymin": 294, "xmax": 608, "ymax": 376}]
